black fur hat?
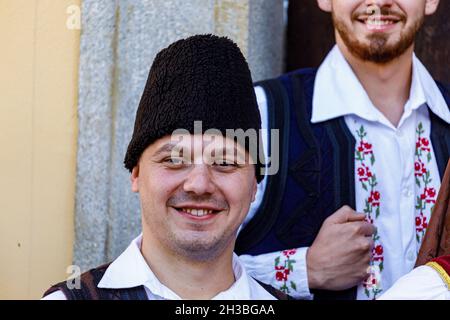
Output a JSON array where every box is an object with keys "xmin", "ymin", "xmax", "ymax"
[{"xmin": 124, "ymin": 34, "xmax": 264, "ymax": 182}]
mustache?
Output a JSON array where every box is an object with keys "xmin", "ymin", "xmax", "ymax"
[
  {"xmin": 167, "ymin": 193, "xmax": 229, "ymax": 210},
  {"xmin": 352, "ymin": 5, "xmax": 406, "ymax": 20}
]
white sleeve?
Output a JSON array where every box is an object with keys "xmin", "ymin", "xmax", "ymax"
[
  {"xmin": 378, "ymin": 265, "xmax": 450, "ymax": 300},
  {"xmin": 239, "ymin": 247, "xmax": 313, "ymax": 300},
  {"xmin": 239, "ymin": 88, "xmax": 312, "ymax": 299},
  {"xmin": 240, "ymin": 86, "xmax": 269, "ymax": 230},
  {"xmin": 41, "ymin": 290, "xmax": 68, "ymax": 300}
]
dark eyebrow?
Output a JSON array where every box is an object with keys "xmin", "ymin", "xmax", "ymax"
[{"xmin": 152, "ymin": 142, "xmax": 181, "ymax": 158}]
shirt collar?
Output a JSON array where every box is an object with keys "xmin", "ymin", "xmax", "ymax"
[
  {"xmin": 97, "ymin": 234, "xmax": 253, "ymax": 300},
  {"xmin": 312, "ymin": 45, "xmax": 450, "ymax": 125}
]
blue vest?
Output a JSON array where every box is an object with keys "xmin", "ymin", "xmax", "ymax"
[{"xmin": 235, "ymin": 68, "xmax": 450, "ymax": 300}]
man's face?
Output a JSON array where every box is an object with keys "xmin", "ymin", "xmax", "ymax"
[
  {"xmin": 131, "ymin": 134, "xmax": 257, "ymax": 261},
  {"xmin": 318, "ymin": 0, "xmax": 440, "ymax": 63}
]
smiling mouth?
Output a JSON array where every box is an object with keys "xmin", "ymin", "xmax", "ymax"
[
  {"xmin": 357, "ymin": 15, "xmax": 401, "ymax": 30},
  {"xmin": 173, "ymin": 207, "xmax": 222, "ymax": 218}
]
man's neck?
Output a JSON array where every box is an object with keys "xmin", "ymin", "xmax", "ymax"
[
  {"xmin": 337, "ymin": 40, "xmax": 414, "ymax": 128},
  {"xmin": 140, "ymin": 233, "xmax": 236, "ymax": 299}
]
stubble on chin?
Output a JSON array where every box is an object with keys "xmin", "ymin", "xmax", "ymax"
[{"xmin": 166, "ymin": 229, "xmax": 235, "ymax": 262}]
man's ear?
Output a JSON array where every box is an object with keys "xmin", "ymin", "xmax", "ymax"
[
  {"xmin": 131, "ymin": 166, "xmax": 140, "ymax": 193},
  {"xmin": 425, "ymin": 0, "xmax": 440, "ymax": 15},
  {"xmin": 317, "ymin": 0, "xmax": 332, "ymax": 13}
]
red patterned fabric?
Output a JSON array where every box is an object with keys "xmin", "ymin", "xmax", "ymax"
[{"xmin": 431, "ymin": 255, "xmax": 450, "ymax": 275}]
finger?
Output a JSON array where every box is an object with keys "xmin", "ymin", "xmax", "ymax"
[
  {"xmin": 346, "ymin": 212, "xmax": 367, "ymax": 222},
  {"xmin": 358, "ymin": 222, "xmax": 377, "ymax": 237},
  {"xmin": 355, "ymin": 237, "xmax": 373, "ymax": 253},
  {"xmin": 347, "ymin": 221, "xmax": 376, "ymax": 237},
  {"xmin": 367, "ymin": 237, "xmax": 375, "ymax": 251},
  {"xmin": 326, "ymin": 205, "xmax": 364, "ymax": 224}
]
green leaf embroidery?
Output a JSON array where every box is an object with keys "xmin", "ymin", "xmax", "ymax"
[
  {"xmin": 287, "ymin": 260, "xmax": 296, "ymax": 272},
  {"xmin": 290, "ymin": 281, "xmax": 297, "ymax": 291},
  {"xmin": 418, "ymin": 122, "xmax": 423, "ymax": 133},
  {"xmin": 424, "ymin": 171, "xmax": 431, "ymax": 184},
  {"xmin": 427, "ymin": 152, "xmax": 432, "ymax": 163}
]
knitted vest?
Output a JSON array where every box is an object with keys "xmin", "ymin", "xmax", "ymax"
[
  {"xmin": 235, "ymin": 68, "xmax": 450, "ymax": 300},
  {"xmin": 43, "ymin": 263, "xmax": 292, "ymax": 300}
]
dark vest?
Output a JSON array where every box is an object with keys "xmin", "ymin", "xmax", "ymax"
[
  {"xmin": 235, "ymin": 68, "xmax": 450, "ymax": 300},
  {"xmin": 43, "ymin": 263, "xmax": 292, "ymax": 300}
]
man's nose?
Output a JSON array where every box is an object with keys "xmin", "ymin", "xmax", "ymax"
[
  {"xmin": 183, "ymin": 165, "xmax": 216, "ymax": 195},
  {"xmin": 365, "ymin": 0, "xmax": 394, "ymax": 9}
]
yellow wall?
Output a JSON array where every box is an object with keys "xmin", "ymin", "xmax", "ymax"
[{"xmin": 0, "ymin": 0, "xmax": 80, "ymax": 299}]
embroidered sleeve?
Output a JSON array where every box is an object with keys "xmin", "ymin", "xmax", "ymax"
[{"xmin": 239, "ymin": 247, "xmax": 313, "ymax": 299}]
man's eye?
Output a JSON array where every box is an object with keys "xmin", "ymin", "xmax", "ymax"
[
  {"xmin": 164, "ymin": 157, "xmax": 184, "ymax": 165},
  {"xmin": 214, "ymin": 160, "xmax": 237, "ymax": 167}
]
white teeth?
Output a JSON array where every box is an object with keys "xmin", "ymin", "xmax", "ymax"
[
  {"xmin": 181, "ymin": 208, "xmax": 214, "ymax": 217},
  {"xmin": 366, "ymin": 18, "xmax": 394, "ymax": 29}
]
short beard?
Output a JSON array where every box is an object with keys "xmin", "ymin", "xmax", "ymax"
[
  {"xmin": 166, "ymin": 229, "xmax": 236, "ymax": 262},
  {"xmin": 332, "ymin": 11, "xmax": 424, "ymax": 64}
]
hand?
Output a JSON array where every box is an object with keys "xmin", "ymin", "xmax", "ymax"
[{"xmin": 306, "ymin": 205, "xmax": 375, "ymax": 291}]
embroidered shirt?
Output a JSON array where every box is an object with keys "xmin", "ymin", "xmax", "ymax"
[
  {"xmin": 42, "ymin": 234, "xmax": 277, "ymax": 300},
  {"xmin": 241, "ymin": 45, "xmax": 449, "ymax": 299}
]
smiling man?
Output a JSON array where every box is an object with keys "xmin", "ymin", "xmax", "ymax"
[
  {"xmin": 236, "ymin": 0, "xmax": 450, "ymax": 300},
  {"xmin": 42, "ymin": 34, "xmax": 286, "ymax": 300}
]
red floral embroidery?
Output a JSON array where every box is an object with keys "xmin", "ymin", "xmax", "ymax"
[
  {"xmin": 415, "ymin": 213, "xmax": 428, "ymax": 233},
  {"xmin": 357, "ymin": 164, "xmax": 373, "ymax": 182},
  {"xmin": 282, "ymin": 249, "xmax": 297, "ymax": 257},
  {"xmin": 416, "ymin": 136, "xmax": 431, "ymax": 152},
  {"xmin": 368, "ymin": 191, "xmax": 381, "ymax": 207},
  {"xmin": 274, "ymin": 248, "xmax": 297, "ymax": 294},
  {"xmin": 355, "ymin": 125, "xmax": 384, "ymax": 299},
  {"xmin": 362, "ymin": 266, "xmax": 382, "ymax": 299},
  {"xmin": 373, "ymin": 245, "xmax": 384, "ymax": 262},
  {"xmin": 414, "ymin": 122, "xmax": 436, "ymax": 244}
]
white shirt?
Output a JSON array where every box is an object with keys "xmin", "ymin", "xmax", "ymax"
[
  {"xmin": 241, "ymin": 45, "xmax": 449, "ymax": 299},
  {"xmin": 42, "ymin": 234, "xmax": 277, "ymax": 300},
  {"xmin": 379, "ymin": 265, "xmax": 450, "ymax": 300}
]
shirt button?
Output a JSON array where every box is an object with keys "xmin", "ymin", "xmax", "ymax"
[
  {"xmin": 403, "ymin": 188, "xmax": 413, "ymax": 197},
  {"xmin": 407, "ymin": 250, "xmax": 416, "ymax": 262}
]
